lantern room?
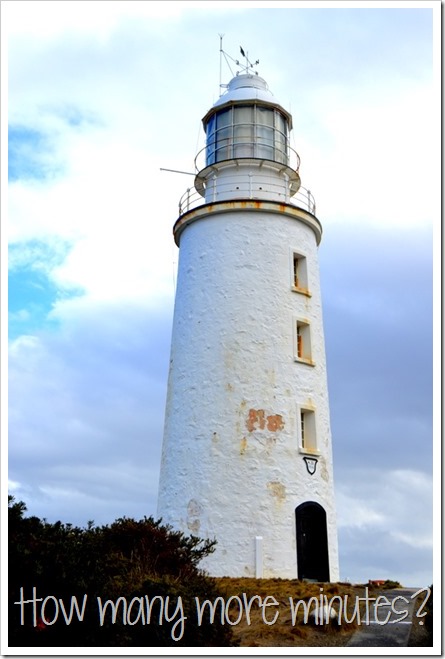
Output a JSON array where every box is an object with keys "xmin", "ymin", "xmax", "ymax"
[
  {"xmin": 202, "ymin": 74, "xmax": 292, "ymax": 166},
  {"xmin": 194, "ymin": 73, "xmax": 302, "ymax": 206}
]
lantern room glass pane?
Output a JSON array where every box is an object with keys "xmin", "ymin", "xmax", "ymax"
[
  {"xmin": 274, "ymin": 112, "xmax": 288, "ymax": 164},
  {"xmin": 205, "ymin": 104, "xmax": 290, "ymax": 165},
  {"xmin": 206, "ymin": 113, "xmax": 216, "ymax": 165},
  {"xmin": 257, "ymin": 106, "xmax": 274, "ymax": 127},
  {"xmin": 256, "ymin": 106, "xmax": 274, "ymax": 159},
  {"xmin": 234, "ymin": 106, "xmax": 254, "ymax": 158},
  {"xmin": 215, "ymin": 108, "xmax": 232, "ymax": 161}
]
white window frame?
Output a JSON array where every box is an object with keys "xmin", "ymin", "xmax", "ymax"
[
  {"xmin": 298, "ymin": 405, "xmax": 319, "ymax": 455},
  {"xmin": 293, "ymin": 317, "xmax": 315, "ymax": 366},
  {"xmin": 290, "ymin": 249, "xmax": 311, "ymax": 296}
]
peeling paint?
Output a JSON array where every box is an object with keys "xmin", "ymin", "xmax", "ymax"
[
  {"xmin": 187, "ymin": 499, "xmax": 202, "ymax": 516},
  {"xmin": 247, "ymin": 408, "xmax": 266, "ymax": 431},
  {"xmin": 247, "ymin": 409, "xmax": 284, "ymax": 432},
  {"xmin": 267, "ymin": 414, "xmax": 284, "ymax": 432}
]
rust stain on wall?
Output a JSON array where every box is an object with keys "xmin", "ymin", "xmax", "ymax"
[
  {"xmin": 247, "ymin": 409, "xmax": 284, "ymax": 433},
  {"xmin": 240, "ymin": 437, "xmax": 247, "ymax": 455},
  {"xmin": 247, "ymin": 409, "xmax": 266, "ymax": 431},
  {"xmin": 267, "ymin": 414, "xmax": 284, "ymax": 431},
  {"xmin": 267, "ymin": 481, "xmax": 286, "ymax": 501}
]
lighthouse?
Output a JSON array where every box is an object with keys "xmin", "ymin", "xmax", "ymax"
[{"xmin": 158, "ymin": 65, "xmax": 339, "ymax": 581}]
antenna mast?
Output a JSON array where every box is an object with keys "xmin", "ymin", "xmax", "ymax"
[
  {"xmin": 217, "ymin": 37, "xmax": 260, "ymax": 90},
  {"xmin": 219, "ymin": 33, "xmax": 224, "ymax": 94}
]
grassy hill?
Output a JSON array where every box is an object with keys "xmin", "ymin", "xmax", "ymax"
[{"xmin": 209, "ymin": 577, "xmax": 429, "ymax": 648}]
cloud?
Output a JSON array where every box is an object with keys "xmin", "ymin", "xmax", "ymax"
[
  {"xmin": 336, "ymin": 468, "xmax": 432, "ymax": 585},
  {"xmin": 8, "ymin": 300, "xmax": 173, "ymax": 526},
  {"xmin": 321, "ymin": 223, "xmax": 432, "ymax": 474},
  {"xmin": 5, "ymin": 1, "xmax": 237, "ymax": 41}
]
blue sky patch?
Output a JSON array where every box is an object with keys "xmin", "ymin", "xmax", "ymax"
[
  {"xmin": 9, "ymin": 240, "xmax": 84, "ymax": 338},
  {"xmin": 9, "ymin": 267, "xmax": 59, "ymax": 337},
  {"xmin": 8, "ymin": 125, "xmax": 57, "ymax": 182}
]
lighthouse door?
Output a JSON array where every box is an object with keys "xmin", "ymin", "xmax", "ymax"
[{"xmin": 295, "ymin": 502, "xmax": 330, "ymax": 582}]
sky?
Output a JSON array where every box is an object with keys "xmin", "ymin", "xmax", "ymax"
[{"xmin": 4, "ymin": 1, "xmax": 439, "ymax": 589}]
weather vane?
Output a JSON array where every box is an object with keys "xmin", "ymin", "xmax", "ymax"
[
  {"xmin": 237, "ymin": 45, "xmax": 260, "ymax": 74},
  {"xmin": 218, "ymin": 34, "xmax": 260, "ymax": 90}
]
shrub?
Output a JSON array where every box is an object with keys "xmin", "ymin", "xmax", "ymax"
[{"xmin": 8, "ymin": 496, "xmax": 234, "ymax": 647}]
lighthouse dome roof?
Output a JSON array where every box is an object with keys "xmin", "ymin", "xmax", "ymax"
[
  {"xmin": 215, "ymin": 74, "xmax": 275, "ymax": 106},
  {"xmin": 204, "ymin": 74, "xmax": 292, "ymax": 127}
]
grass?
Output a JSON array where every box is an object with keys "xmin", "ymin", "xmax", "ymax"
[{"xmin": 208, "ymin": 578, "xmax": 374, "ymax": 647}]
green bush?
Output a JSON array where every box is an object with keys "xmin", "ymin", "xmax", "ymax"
[
  {"xmin": 382, "ymin": 580, "xmax": 402, "ymax": 589},
  {"xmin": 8, "ymin": 496, "xmax": 235, "ymax": 647}
]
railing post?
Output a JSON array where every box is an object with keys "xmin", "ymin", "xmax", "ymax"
[
  {"xmin": 284, "ymin": 173, "xmax": 289, "ymax": 203},
  {"xmin": 212, "ymin": 174, "xmax": 217, "ymax": 202},
  {"xmin": 307, "ymin": 189, "xmax": 311, "ymax": 213},
  {"xmin": 249, "ymin": 171, "xmax": 253, "ymax": 199},
  {"xmin": 186, "ymin": 188, "xmax": 190, "ymax": 212}
]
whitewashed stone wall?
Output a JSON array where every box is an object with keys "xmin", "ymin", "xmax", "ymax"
[{"xmin": 158, "ymin": 205, "xmax": 339, "ymax": 580}]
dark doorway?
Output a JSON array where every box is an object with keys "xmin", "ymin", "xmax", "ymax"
[{"xmin": 295, "ymin": 502, "xmax": 330, "ymax": 581}]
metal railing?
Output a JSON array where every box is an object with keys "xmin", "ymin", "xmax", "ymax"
[
  {"xmin": 178, "ymin": 178, "xmax": 316, "ymax": 216},
  {"xmin": 194, "ymin": 139, "xmax": 301, "ymax": 173}
]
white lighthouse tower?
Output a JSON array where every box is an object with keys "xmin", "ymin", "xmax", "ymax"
[{"xmin": 158, "ymin": 61, "xmax": 339, "ymax": 581}]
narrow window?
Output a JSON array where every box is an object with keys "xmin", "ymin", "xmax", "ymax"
[
  {"xmin": 296, "ymin": 323, "xmax": 303, "ymax": 358},
  {"xmin": 293, "ymin": 254, "xmax": 300, "ymax": 288},
  {"xmin": 291, "ymin": 251, "xmax": 309, "ymax": 295},
  {"xmin": 295, "ymin": 320, "xmax": 313, "ymax": 363},
  {"xmin": 299, "ymin": 408, "xmax": 317, "ymax": 452}
]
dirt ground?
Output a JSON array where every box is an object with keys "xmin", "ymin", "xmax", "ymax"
[
  {"xmin": 211, "ymin": 578, "xmax": 431, "ymax": 648},
  {"xmin": 407, "ymin": 591, "xmax": 433, "ymax": 648}
]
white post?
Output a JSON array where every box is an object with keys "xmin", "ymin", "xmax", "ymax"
[
  {"xmin": 284, "ymin": 173, "xmax": 289, "ymax": 203},
  {"xmin": 212, "ymin": 174, "xmax": 217, "ymax": 203},
  {"xmin": 255, "ymin": 536, "xmax": 263, "ymax": 578}
]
